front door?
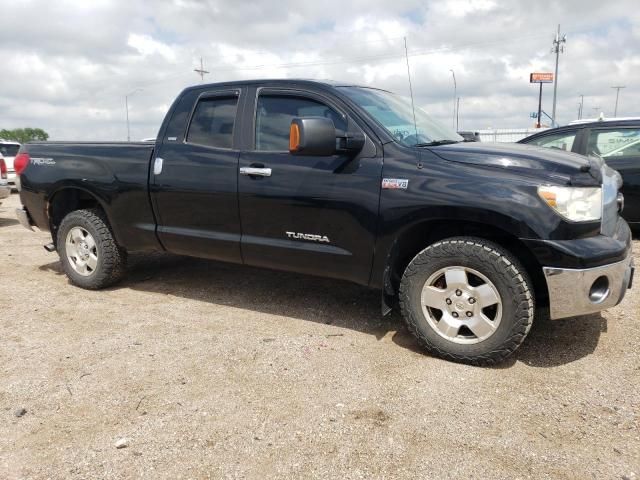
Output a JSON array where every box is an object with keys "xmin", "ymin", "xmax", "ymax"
[
  {"xmin": 587, "ymin": 127, "xmax": 640, "ymax": 225},
  {"xmin": 238, "ymin": 88, "xmax": 382, "ymax": 285}
]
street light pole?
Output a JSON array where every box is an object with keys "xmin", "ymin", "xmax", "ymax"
[
  {"xmin": 125, "ymin": 95, "xmax": 130, "ymax": 142},
  {"xmin": 125, "ymin": 88, "xmax": 142, "ymax": 142},
  {"xmin": 578, "ymin": 94, "xmax": 584, "ymax": 120},
  {"xmin": 449, "ymin": 69, "xmax": 457, "ymax": 130}
]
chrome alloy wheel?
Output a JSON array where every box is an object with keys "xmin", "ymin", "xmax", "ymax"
[
  {"xmin": 421, "ymin": 266, "xmax": 502, "ymax": 344},
  {"xmin": 65, "ymin": 227, "xmax": 98, "ymax": 276}
]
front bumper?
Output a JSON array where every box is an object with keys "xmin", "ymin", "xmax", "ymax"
[{"xmin": 543, "ymin": 249, "xmax": 634, "ymax": 320}]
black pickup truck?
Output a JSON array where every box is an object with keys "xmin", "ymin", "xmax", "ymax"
[{"xmin": 15, "ymin": 79, "xmax": 634, "ymax": 364}]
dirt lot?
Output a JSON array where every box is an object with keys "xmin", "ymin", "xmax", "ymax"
[{"xmin": 0, "ymin": 191, "xmax": 638, "ymax": 479}]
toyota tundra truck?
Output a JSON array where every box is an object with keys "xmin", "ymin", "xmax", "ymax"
[{"xmin": 14, "ymin": 79, "xmax": 635, "ymax": 364}]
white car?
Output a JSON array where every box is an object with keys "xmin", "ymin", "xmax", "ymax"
[{"xmin": 0, "ymin": 139, "xmax": 21, "ymax": 185}]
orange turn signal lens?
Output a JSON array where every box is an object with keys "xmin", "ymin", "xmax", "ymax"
[
  {"xmin": 539, "ymin": 189, "xmax": 557, "ymax": 208},
  {"xmin": 289, "ymin": 123, "xmax": 300, "ymax": 152}
]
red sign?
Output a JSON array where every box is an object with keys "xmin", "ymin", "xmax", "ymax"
[{"xmin": 530, "ymin": 72, "xmax": 554, "ymax": 83}]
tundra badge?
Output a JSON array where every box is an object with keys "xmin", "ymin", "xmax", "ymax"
[{"xmin": 286, "ymin": 232, "xmax": 330, "ymax": 243}]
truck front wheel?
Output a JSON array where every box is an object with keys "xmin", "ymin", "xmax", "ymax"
[
  {"xmin": 399, "ymin": 237, "xmax": 534, "ymax": 365},
  {"xmin": 57, "ymin": 209, "xmax": 127, "ymax": 290}
]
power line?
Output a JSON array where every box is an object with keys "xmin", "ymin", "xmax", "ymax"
[
  {"xmin": 120, "ymin": 31, "xmax": 555, "ymax": 95},
  {"xmin": 192, "ymin": 32, "xmax": 552, "ymax": 74}
]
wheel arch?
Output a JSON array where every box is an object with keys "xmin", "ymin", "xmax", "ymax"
[
  {"xmin": 47, "ymin": 186, "xmax": 119, "ymax": 246},
  {"xmin": 381, "ymin": 218, "xmax": 548, "ymax": 311}
]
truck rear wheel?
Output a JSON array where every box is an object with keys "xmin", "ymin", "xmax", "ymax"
[
  {"xmin": 57, "ymin": 209, "xmax": 127, "ymax": 289},
  {"xmin": 399, "ymin": 237, "xmax": 534, "ymax": 365}
]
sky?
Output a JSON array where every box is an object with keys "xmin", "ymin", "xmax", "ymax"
[{"xmin": 0, "ymin": 0, "xmax": 638, "ymax": 141}]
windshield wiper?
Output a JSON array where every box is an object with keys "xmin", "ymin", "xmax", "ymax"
[{"xmin": 413, "ymin": 140, "xmax": 460, "ymax": 147}]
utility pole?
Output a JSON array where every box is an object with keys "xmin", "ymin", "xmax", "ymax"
[
  {"xmin": 551, "ymin": 24, "xmax": 567, "ymax": 126},
  {"xmin": 578, "ymin": 94, "xmax": 584, "ymax": 120},
  {"xmin": 449, "ymin": 69, "xmax": 457, "ymax": 130},
  {"xmin": 194, "ymin": 57, "xmax": 209, "ymax": 82},
  {"xmin": 611, "ymin": 86, "xmax": 625, "ymax": 117}
]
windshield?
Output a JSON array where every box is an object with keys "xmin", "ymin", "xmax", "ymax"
[
  {"xmin": 338, "ymin": 87, "xmax": 463, "ymax": 147},
  {"xmin": 0, "ymin": 144, "xmax": 20, "ymax": 157}
]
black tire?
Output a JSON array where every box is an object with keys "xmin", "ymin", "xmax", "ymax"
[
  {"xmin": 57, "ymin": 209, "xmax": 127, "ymax": 289},
  {"xmin": 399, "ymin": 237, "xmax": 534, "ymax": 365}
]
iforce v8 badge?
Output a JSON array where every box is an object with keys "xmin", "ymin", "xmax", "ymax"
[{"xmin": 382, "ymin": 178, "xmax": 409, "ymax": 190}]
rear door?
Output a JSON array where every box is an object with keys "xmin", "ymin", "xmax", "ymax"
[
  {"xmin": 586, "ymin": 127, "xmax": 640, "ymax": 224},
  {"xmin": 237, "ymin": 87, "xmax": 382, "ymax": 285},
  {"xmin": 152, "ymin": 87, "xmax": 245, "ymax": 261}
]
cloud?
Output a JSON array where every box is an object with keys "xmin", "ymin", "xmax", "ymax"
[
  {"xmin": 127, "ymin": 34, "xmax": 177, "ymax": 62},
  {"xmin": 0, "ymin": 0, "xmax": 638, "ymax": 140}
]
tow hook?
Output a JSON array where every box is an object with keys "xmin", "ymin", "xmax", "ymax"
[{"xmin": 44, "ymin": 242, "xmax": 56, "ymax": 253}]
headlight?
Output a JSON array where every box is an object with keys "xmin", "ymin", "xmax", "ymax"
[{"xmin": 538, "ymin": 186, "xmax": 602, "ymax": 222}]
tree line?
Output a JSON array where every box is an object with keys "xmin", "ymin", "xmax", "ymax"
[{"xmin": 0, "ymin": 128, "xmax": 49, "ymax": 143}]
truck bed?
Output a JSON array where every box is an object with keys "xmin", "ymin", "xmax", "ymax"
[{"xmin": 18, "ymin": 141, "xmax": 160, "ymax": 252}]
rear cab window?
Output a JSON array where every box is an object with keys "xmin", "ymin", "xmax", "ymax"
[
  {"xmin": 186, "ymin": 95, "xmax": 239, "ymax": 149},
  {"xmin": 0, "ymin": 143, "xmax": 20, "ymax": 157},
  {"xmin": 526, "ymin": 131, "xmax": 578, "ymax": 152}
]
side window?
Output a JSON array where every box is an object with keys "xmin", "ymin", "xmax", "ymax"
[
  {"xmin": 255, "ymin": 95, "xmax": 347, "ymax": 151},
  {"xmin": 186, "ymin": 96, "xmax": 238, "ymax": 149},
  {"xmin": 527, "ymin": 131, "xmax": 577, "ymax": 151},
  {"xmin": 0, "ymin": 144, "xmax": 20, "ymax": 156},
  {"xmin": 588, "ymin": 129, "xmax": 640, "ymax": 159}
]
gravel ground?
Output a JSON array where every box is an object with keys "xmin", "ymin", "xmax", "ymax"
[{"xmin": 1, "ymin": 191, "xmax": 638, "ymax": 480}]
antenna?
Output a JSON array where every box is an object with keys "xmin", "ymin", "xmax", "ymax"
[{"xmin": 403, "ymin": 37, "xmax": 419, "ymax": 143}]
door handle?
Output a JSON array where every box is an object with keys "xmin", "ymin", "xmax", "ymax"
[
  {"xmin": 153, "ymin": 157, "xmax": 164, "ymax": 175},
  {"xmin": 240, "ymin": 167, "xmax": 272, "ymax": 177}
]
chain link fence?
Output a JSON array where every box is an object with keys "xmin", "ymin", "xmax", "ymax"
[{"xmin": 474, "ymin": 128, "xmax": 549, "ymax": 143}]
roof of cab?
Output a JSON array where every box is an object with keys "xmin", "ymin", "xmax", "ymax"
[{"xmin": 180, "ymin": 78, "xmax": 385, "ymax": 93}]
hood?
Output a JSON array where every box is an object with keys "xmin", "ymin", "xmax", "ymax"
[{"xmin": 429, "ymin": 142, "xmax": 599, "ymax": 184}]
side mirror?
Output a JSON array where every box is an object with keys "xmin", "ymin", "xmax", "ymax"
[
  {"xmin": 289, "ymin": 117, "xmax": 366, "ymax": 156},
  {"xmin": 289, "ymin": 117, "xmax": 336, "ymax": 156}
]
